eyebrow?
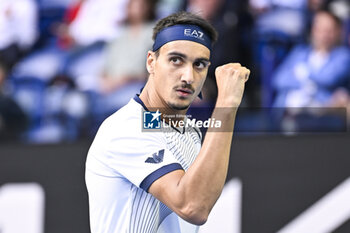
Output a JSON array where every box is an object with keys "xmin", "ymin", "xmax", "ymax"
[
  {"xmin": 167, "ymin": 52, "xmax": 187, "ymax": 59},
  {"xmin": 167, "ymin": 52, "xmax": 210, "ymax": 63}
]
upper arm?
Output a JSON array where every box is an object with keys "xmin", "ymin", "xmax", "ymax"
[
  {"xmin": 148, "ymin": 168, "xmax": 208, "ymax": 225},
  {"xmin": 310, "ymin": 48, "xmax": 350, "ymax": 88},
  {"xmin": 148, "ymin": 169, "xmax": 202, "ymax": 223},
  {"xmin": 148, "ymin": 169, "xmax": 185, "ymax": 209}
]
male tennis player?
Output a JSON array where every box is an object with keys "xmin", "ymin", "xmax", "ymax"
[{"xmin": 85, "ymin": 11, "xmax": 249, "ymax": 233}]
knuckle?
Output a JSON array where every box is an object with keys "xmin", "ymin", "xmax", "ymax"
[{"xmin": 216, "ymin": 63, "xmax": 249, "ymax": 80}]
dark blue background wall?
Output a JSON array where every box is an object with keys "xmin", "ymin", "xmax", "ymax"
[{"xmin": 1, "ymin": 134, "xmax": 349, "ymax": 233}]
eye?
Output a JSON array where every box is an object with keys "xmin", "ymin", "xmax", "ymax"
[
  {"xmin": 194, "ymin": 60, "xmax": 209, "ymax": 70},
  {"xmin": 170, "ymin": 57, "xmax": 183, "ymax": 65}
]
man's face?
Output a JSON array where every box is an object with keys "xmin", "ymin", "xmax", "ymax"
[
  {"xmin": 311, "ymin": 12, "xmax": 340, "ymax": 51},
  {"xmin": 147, "ymin": 40, "xmax": 210, "ymax": 110}
]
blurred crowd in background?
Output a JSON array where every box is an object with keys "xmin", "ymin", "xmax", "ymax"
[{"xmin": 0, "ymin": 0, "xmax": 350, "ymax": 143}]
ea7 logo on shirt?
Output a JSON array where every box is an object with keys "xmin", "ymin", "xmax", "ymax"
[
  {"xmin": 184, "ymin": 28, "xmax": 204, "ymax": 40},
  {"xmin": 143, "ymin": 110, "xmax": 161, "ymax": 129},
  {"xmin": 145, "ymin": 149, "xmax": 165, "ymax": 164}
]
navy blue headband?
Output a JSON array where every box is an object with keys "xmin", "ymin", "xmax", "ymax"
[{"xmin": 153, "ymin": 24, "xmax": 212, "ymax": 51}]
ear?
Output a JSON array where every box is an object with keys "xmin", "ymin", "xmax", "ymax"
[{"xmin": 146, "ymin": 51, "xmax": 156, "ymax": 74}]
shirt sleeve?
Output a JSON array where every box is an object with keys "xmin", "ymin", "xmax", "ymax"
[{"xmin": 103, "ymin": 129, "xmax": 183, "ymax": 192}]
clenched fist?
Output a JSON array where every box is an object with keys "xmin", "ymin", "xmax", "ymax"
[{"xmin": 215, "ymin": 63, "xmax": 250, "ymax": 108}]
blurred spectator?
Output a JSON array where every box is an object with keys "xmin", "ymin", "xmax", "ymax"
[
  {"xmin": 271, "ymin": 10, "xmax": 350, "ymax": 132},
  {"xmin": 67, "ymin": 0, "xmax": 129, "ymax": 47},
  {"xmin": 90, "ymin": 0, "xmax": 157, "ymax": 124},
  {"xmin": 272, "ymin": 10, "xmax": 350, "ymax": 108},
  {"xmin": 249, "ymin": 0, "xmax": 309, "ymax": 106},
  {"xmin": 0, "ymin": 0, "xmax": 38, "ymax": 71},
  {"xmin": 100, "ymin": 0, "xmax": 156, "ymax": 94},
  {"xmin": 52, "ymin": 0, "xmax": 85, "ymax": 50},
  {"xmin": 306, "ymin": 0, "xmax": 350, "ymax": 43},
  {"xmin": 27, "ymin": 74, "xmax": 89, "ymax": 143},
  {"xmin": 249, "ymin": 0, "xmax": 307, "ymax": 38},
  {"xmin": 0, "ymin": 61, "xmax": 28, "ymax": 141},
  {"xmin": 12, "ymin": 0, "xmax": 129, "ymax": 82},
  {"xmin": 6, "ymin": 0, "xmax": 131, "ymax": 143}
]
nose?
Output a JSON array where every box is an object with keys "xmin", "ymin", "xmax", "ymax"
[{"xmin": 180, "ymin": 65, "xmax": 195, "ymax": 84}]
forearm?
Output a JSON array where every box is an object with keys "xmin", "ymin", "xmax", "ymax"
[{"xmin": 177, "ymin": 106, "xmax": 237, "ymax": 216}]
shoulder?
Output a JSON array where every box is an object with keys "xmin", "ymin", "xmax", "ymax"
[
  {"xmin": 99, "ymin": 99, "xmax": 143, "ymax": 137},
  {"xmin": 92, "ymin": 99, "xmax": 166, "ymax": 152},
  {"xmin": 290, "ymin": 44, "xmax": 311, "ymax": 56},
  {"xmin": 279, "ymin": 44, "xmax": 310, "ymax": 65},
  {"xmin": 331, "ymin": 46, "xmax": 350, "ymax": 60}
]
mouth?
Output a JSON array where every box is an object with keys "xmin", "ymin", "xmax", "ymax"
[{"xmin": 175, "ymin": 88, "xmax": 194, "ymax": 97}]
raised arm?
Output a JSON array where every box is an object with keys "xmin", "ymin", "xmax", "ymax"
[{"xmin": 149, "ymin": 63, "xmax": 250, "ymax": 225}]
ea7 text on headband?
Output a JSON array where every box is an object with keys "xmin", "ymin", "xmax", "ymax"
[{"xmin": 152, "ymin": 24, "xmax": 212, "ymax": 52}]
